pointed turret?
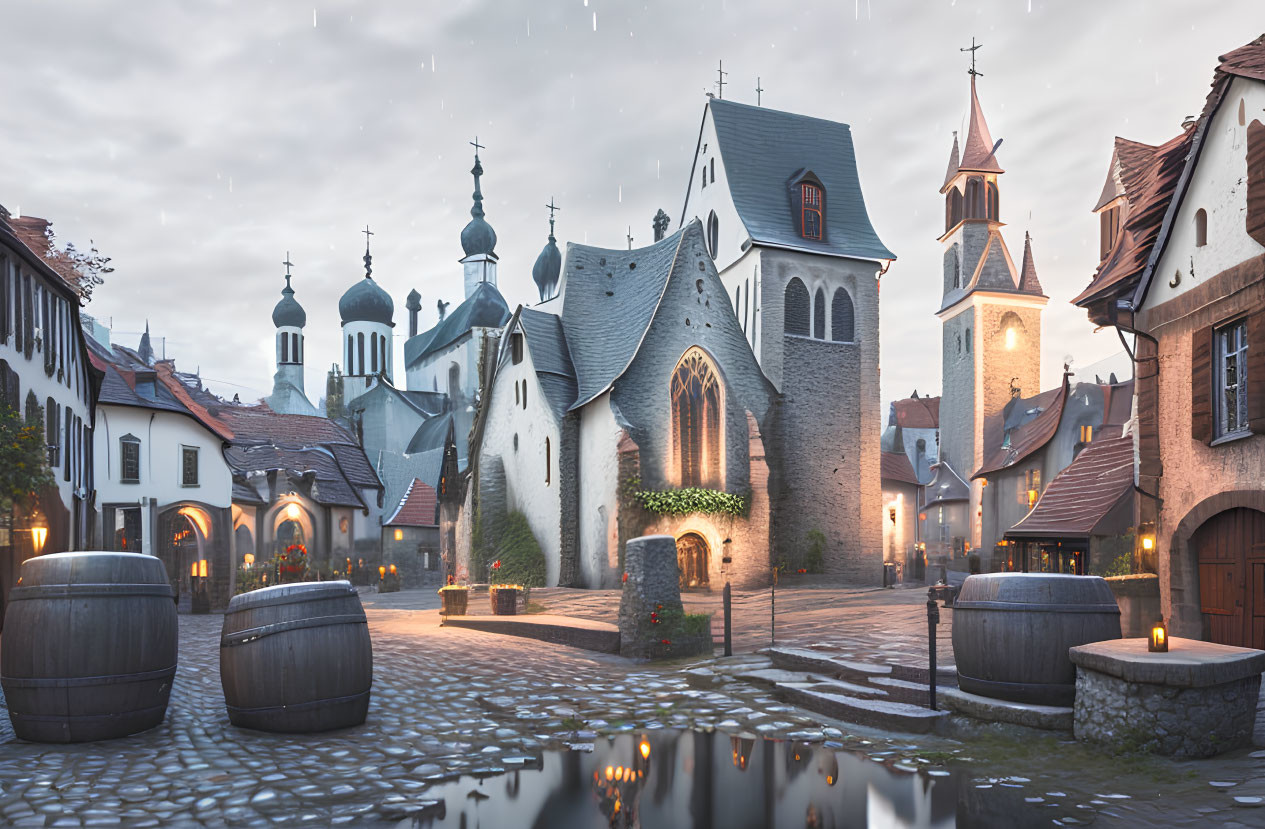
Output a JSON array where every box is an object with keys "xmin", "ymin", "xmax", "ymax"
[
  {"xmin": 1018, "ymin": 231, "xmax": 1045, "ymax": 296},
  {"xmin": 138, "ymin": 321, "xmax": 153, "ymax": 365},
  {"xmin": 943, "ymin": 131, "xmax": 960, "ymax": 190},
  {"xmin": 460, "ymin": 151, "xmax": 497, "ymax": 257},
  {"xmin": 959, "ymin": 75, "xmax": 1004, "ymax": 174},
  {"xmin": 532, "ymin": 206, "xmax": 562, "ymax": 303}
]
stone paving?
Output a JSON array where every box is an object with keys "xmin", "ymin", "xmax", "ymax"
[{"xmin": 0, "ymin": 587, "xmax": 1260, "ymax": 826}]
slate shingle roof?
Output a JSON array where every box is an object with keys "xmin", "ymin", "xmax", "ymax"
[
  {"xmin": 404, "ymin": 281, "xmax": 510, "ymax": 367},
  {"xmin": 703, "ymin": 98, "xmax": 894, "ymax": 262},
  {"xmin": 224, "ymin": 444, "xmax": 364, "ymax": 508},
  {"xmin": 559, "ymin": 222, "xmax": 693, "ymax": 410},
  {"xmin": 518, "ymin": 307, "xmax": 578, "ymax": 421},
  {"xmin": 923, "ymin": 462, "xmax": 970, "ymax": 509},
  {"xmin": 1007, "ymin": 435, "xmax": 1134, "ymax": 538}
]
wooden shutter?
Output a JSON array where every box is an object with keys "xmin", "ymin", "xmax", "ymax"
[
  {"xmin": 1192, "ymin": 324, "xmax": 1215, "ymax": 444},
  {"xmin": 1249, "ymin": 308, "xmax": 1265, "ymax": 434},
  {"xmin": 1248, "ymin": 120, "xmax": 1265, "ymax": 247}
]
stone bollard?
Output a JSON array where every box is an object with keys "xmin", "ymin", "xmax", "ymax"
[{"xmin": 618, "ymin": 535, "xmax": 710, "ymax": 659}]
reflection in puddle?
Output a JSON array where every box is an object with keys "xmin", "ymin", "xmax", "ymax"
[{"xmin": 411, "ymin": 730, "xmax": 974, "ymax": 828}]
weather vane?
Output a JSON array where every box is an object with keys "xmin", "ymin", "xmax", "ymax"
[
  {"xmin": 282, "ymin": 252, "xmax": 293, "ymax": 278},
  {"xmin": 961, "ymin": 37, "xmax": 983, "ymax": 77},
  {"xmin": 715, "ymin": 60, "xmax": 727, "ymax": 99},
  {"xmin": 470, "ymin": 136, "xmax": 485, "ymax": 155},
  {"xmin": 546, "ymin": 197, "xmax": 560, "ymax": 236}
]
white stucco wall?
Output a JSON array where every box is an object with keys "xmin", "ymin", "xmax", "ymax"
[
  {"xmin": 341, "ymin": 319, "xmax": 395, "ymax": 385},
  {"xmin": 1145, "ymin": 76, "xmax": 1265, "ymax": 310},
  {"xmin": 93, "ymin": 404, "xmax": 231, "ymax": 555},
  {"xmin": 680, "ymin": 104, "xmax": 749, "ymax": 272},
  {"xmin": 577, "ymin": 391, "xmax": 623, "ymax": 588},
  {"xmin": 405, "ymin": 327, "xmax": 497, "ymax": 408},
  {"xmin": 479, "ymin": 331, "xmax": 564, "ymax": 585},
  {"xmin": 717, "ymin": 247, "xmax": 762, "ymax": 358}
]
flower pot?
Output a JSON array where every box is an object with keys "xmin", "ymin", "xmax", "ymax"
[
  {"xmin": 440, "ymin": 588, "xmax": 468, "ymax": 616},
  {"xmin": 490, "ymin": 587, "xmax": 520, "ymax": 616}
]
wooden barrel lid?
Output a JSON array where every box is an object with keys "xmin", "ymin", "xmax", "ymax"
[
  {"xmin": 15, "ymin": 551, "xmax": 169, "ymax": 589},
  {"xmin": 956, "ymin": 572, "xmax": 1119, "ymax": 611},
  {"xmin": 226, "ymin": 580, "xmax": 357, "ymax": 613}
]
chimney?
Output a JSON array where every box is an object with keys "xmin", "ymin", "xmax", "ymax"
[{"xmin": 406, "ymin": 289, "xmax": 422, "ymax": 338}]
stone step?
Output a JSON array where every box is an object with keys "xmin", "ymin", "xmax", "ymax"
[
  {"xmin": 888, "ymin": 662, "xmax": 959, "ymax": 688},
  {"xmin": 868, "ymin": 676, "xmax": 934, "ymax": 706},
  {"xmin": 775, "ymin": 684, "xmax": 949, "ymax": 735},
  {"xmin": 763, "ymin": 648, "xmax": 894, "ymax": 685},
  {"xmin": 737, "ymin": 669, "xmax": 889, "ymax": 700}
]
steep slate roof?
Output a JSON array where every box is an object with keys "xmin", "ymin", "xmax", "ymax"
[
  {"xmin": 1007, "ymin": 435, "xmax": 1134, "ymax": 538},
  {"xmin": 923, "ymin": 462, "xmax": 970, "ymax": 509},
  {"xmin": 1017, "ymin": 232, "xmax": 1044, "ymax": 295},
  {"xmin": 87, "ymin": 338, "xmax": 189, "ymax": 416},
  {"xmin": 891, "ymin": 395, "xmax": 940, "ymax": 429},
  {"xmin": 518, "ymin": 307, "xmax": 578, "ymax": 421},
  {"xmin": 881, "ymin": 451, "xmax": 921, "ymax": 486},
  {"xmin": 224, "ymin": 444, "xmax": 364, "ymax": 508},
  {"xmin": 957, "ymin": 76, "xmax": 1004, "ymax": 174},
  {"xmin": 384, "ymin": 478, "xmax": 439, "ymax": 527},
  {"xmin": 404, "ymin": 281, "xmax": 510, "ymax": 367},
  {"xmin": 939, "ymin": 227, "xmax": 1044, "ymax": 314},
  {"xmin": 559, "ymin": 222, "xmax": 692, "ymax": 409},
  {"xmin": 701, "ymin": 98, "xmax": 895, "ymax": 261}
]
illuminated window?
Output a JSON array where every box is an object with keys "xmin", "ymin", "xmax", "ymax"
[
  {"xmin": 1005, "ymin": 327, "xmax": 1017, "ymax": 350},
  {"xmin": 1079, "ymin": 424, "xmax": 1093, "ymax": 444},
  {"xmin": 671, "ymin": 348, "xmax": 723, "ymax": 488},
  {"xmin": 394, "ymin": 528, "xmax": 404, "ymax": 541},
  {"xmin": 801, "ymin": 184, "xmax": 822, "ymax": 240}
]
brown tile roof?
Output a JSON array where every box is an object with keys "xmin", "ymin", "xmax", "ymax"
[
  {"xmin": 958, "ymin": 76, "xmax": 1004, "ymax": 174},
  {"xmin": 881, "ymin": 451, "xmax": 920, "ymax": 486},
  {"xmin": 892, "ymin": 395, "xmax": 940, "ymax": 430},
  {"xmin": 1006, "ymin": 434, "xmax": 1134, "ymax": 538},
  {"xmin": 154, "ymin": 361, "xmax": 234, "ymax": 442},
  {"xmin": 384, "ymin": 478, "xmax": 439, "ymax": 527},
  {"xmin": 974, "ymin": 382, "xmax": 1068, "ymax": 480}
]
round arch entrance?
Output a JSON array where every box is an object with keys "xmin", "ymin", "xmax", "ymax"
[
  {"xmin": 677, "ymin": 532, "xmax": 710, "ymax": 590},
  {"xmin": 1194, "ymin": 507, "xmax": 1265, "ymax": 649},
  {"xmin": 157, "ymin": 507, "xmax": 207, "ymax": 605}
]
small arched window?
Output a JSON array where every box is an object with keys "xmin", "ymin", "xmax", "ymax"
[
  {"xmin": 356, "ymin": 332, "xmax": 365, "ymax": 375},
  {"xmin": 710, "ymin": 157, "xmax": 715, "ymax": 184},
  {"xmin": 947, "ymin": 189, "xmax": 964, "ymax": 231},
  {"xmin": 813, "ymin": 287, "xmax": 826, "ymax": 339},
  {"xmin": 965, "ymin": 178, "xmax": 983, "ymax": 218},
  {"xmin": 1195, "ymin": 208, "xmax": 1208, "ymax": 247},
  {"xmin": 671, "ymin": 348, "xmax": 723, "ymax": 489},
  {"xmin": 292, "ymin": 333, "xmax": 300, "ymax": 363},
  {"xmin": 281, "ymin": 333, "xmax": 289, "ymax": 363},
  {"xmin": 801, "ymin": 184, "xmax": 823, "ymax": 240},
  {"xmin": 545, "ymin": 437, "xmax": 551, "ymax": 485},
  {"xmin": 986, "ymin": 181, "xmax": 999, "ymax": 220},
  {"xmin": 370, "ymin": 332, "xmax": 379, "ymax": 374},
  {"xmin": 784, "ymin": 277, "xmax": 810, "ymax": 336},
  {"xmin": 706, "ymin": 211, "xmax": 719, "ymax": 259},
  {"xmin": 831, "ymin": 288, "xmax": 854, "ymax": 343},
  {"xmin": 347, "ymin": 335, "xmax": 353, "ymax": 371}
]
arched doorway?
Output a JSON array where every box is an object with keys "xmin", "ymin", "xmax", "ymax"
[
  {"xmin": 157, "ymin": 510, "xmax": 203, "ymax": 608},
  {"xmin": 677, "ymin": 533, "xmax": 709, "ymax": 590},
  {"xmin": 1195, "ymin": 508, "xmax": 1265, "ymax": 648}
]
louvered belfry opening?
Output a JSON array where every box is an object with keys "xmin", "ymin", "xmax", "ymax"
[{"xmin": 671, "ymin": 348, "xmax": 723, "ymax": 489}]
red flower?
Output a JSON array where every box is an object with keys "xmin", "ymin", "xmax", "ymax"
[
  {"xmin": 660, "ymin": 639, "xmax": 670, "ymax": 645},
  {"xmin": 622, "ymin": 572, "xmax": 628, "ymax": 583},
  {"xmin": 797, "ymin": 568, "xmax": 807, "ymax": 574},
  {"xmin": 492, "ymin": 560, "xmax": 502, "ymax": 569}
]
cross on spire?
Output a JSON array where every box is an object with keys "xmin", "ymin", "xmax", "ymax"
[
  {"xmin": 627, "ymin": 226, "xmax": 634, "ymax": 250},
  {"xmin": 756, "ymin": 76, "xmax": 764, "ymax": 106},
  {"xmin": 362, "ymin": 225, "xmax": 374, "ymax": 278},
  {"xmin": 545, "ymin": 198, "xmax": 560, "ymax": 238},
  {"xmin": 282, "ymin": 252, "xmax": 294, "ymax": 288},
  {"xmin": 715, "ymin": 60, "xmax": 727, "ymax": 99},
  {"xmin": 470, "ymin": 136, "xmax": 485, "ymax": 155},
  {"xmin": 961, "ymin": 37, "xmax": 983, "ymax": 77}
]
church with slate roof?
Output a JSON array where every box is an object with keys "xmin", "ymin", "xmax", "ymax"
[{"xmin": 454, "ymin": 95, "xmax": 895, "ymax": 589}]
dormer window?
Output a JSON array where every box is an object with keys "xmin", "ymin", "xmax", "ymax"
[{"xmin": 801, "ymin": 184, "xmax": 822, "ymax": 240}]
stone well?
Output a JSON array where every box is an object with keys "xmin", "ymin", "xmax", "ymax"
[
  {"xmin": 618, "ymin": 535, "xmax": 711, "ymax": 660},
  {"xmin": 1069, "ymin": 637, "xmax": 1265, "ymax": 758}
]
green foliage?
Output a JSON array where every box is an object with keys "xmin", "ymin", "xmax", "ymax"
[
  {"xmin": 482, "ymin": 511, "xmax": 547, "ymax": 587},
  {"xmin": 1090, "ymin": 545, "xmax": 1134, "ymax": 578},
  {"xmin": 803, "ymin": 529, "xmax": 826, "ymax": 574},
  {"xmin": 633, "ymin": 487, "xmax": 748, "ymax": 518},
  {"xmin": 0, "ymin": 403, "xmax": 55, "ymax": 513}
]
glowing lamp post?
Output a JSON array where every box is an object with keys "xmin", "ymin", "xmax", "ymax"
[
  {"xmin": 1149, "ymin": 617, "xmax": 1169, "ymax": 653},
  {"xmin": 30, "ymin": 525, "xmax": 48, "ymax": 555}
]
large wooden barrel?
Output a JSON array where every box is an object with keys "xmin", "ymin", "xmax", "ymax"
[
  {"xmin": 1, "ymin": 552, "xmax": 178, "ymax": 743},
  {"xmin": 220, "ymin": 580, "xmax": 372, "ymax": 733},
  {"xmin": 951, "ymin": 573, "xmax": 1121, "ymax": 706}
]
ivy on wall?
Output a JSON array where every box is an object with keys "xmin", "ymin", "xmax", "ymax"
[{"xmin": 632, "ymin": 487, "xmax": 748, "ymax": 518}]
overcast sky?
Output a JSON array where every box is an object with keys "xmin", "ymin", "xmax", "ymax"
[{"xmin": 4, "ymin": 1, "xmax": 1263, "ymax": 413}]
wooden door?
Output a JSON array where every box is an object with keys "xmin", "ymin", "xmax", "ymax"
[
  {"xmin": 1195, "ymin": 508, "xmax": 1265, "ymax": 648},
  {"xmin": 677, "ymin": 533, "xmax": 709, "ymax": 590}
]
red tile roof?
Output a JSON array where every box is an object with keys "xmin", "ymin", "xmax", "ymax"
[
  {"xmin": 974, "ymin": 383, "xmax": 1068, "ymax": 480},
  {"xmin": 881, "ymin": 451, "xmax": 920, "ymax": 486},
  {"xmin": 958, "ymin": 76, "xmax": 1004, "ymax": 175},
  {"xmin": 1006, "ymin": 435, "xmax": 1134, "ymax": 538},
  {"xmin": 154, "ymin": 361, "xmax": 234, "ymax": 442},
  {"xmin": 892, "ymin": 395, "xmax": 940, "ymax": 430},
  {"xmin": 385, "ymin": 478, "xmax": 438, "ymax": 527}
]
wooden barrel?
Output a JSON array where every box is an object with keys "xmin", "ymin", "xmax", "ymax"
[
  {"xmin": 220, "ymin": 580, "xmax": 372, "ymax": 733},
  {"xmin": 951, "ymin": 573, "xmax": 1121, "ymax": 706},
  {"xmin": 1, "ymin": 552, "xmax": 178, "ymax": 743},
  {"xmin": 490, "ymin": 586, "xmax": 519, "ymax": 616},
  {"xmin": 440, "ymin": 588, "xmax": 468, "ymax": 616}
]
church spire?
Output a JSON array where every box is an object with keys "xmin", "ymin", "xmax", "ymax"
[
  {"xmin": 532, "ymin": 198, "xmax": 562, "ymax": 302},
  {"xmin": 959, "ymin": 74, "xmax": 1004, "ymax": 175},
  {"xmin": 943, "ymin": 131, "xmax": 960, "ymax": 189},
  {"xmin": 1018, "ymin": 231, "xmax": 1045, "ymax": 296},
  {"xmin": 460, "ymin": 138, "xmax": 497, "ymax": 258}
]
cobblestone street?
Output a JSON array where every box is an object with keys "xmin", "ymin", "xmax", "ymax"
[{"xmin": 0, "ymin": 587, "xmax": 1261, "ymax": 826}]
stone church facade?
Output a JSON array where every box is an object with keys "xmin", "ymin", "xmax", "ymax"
[{"xmin": 458, "ymin": 97, "xmax": 894, "ymax": 589}]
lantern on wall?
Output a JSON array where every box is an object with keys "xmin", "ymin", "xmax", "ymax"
[
  {"xmin": 378, "ymin": 565, "xmax": 386, "ymax": 580},
  {"xmin": 243, "ymin": 553, "xmax": 255, "ymax": 568},
  {"xmin": 1149, "ymin": 617, "xmax": 1169, "ymax": 653},
  {"xmin": 393, "ymin": 528, "xmax": 404, "ymax": 541},
  {"xmin": 30, "ymin": 525, "xmax": 48, "ymax": 554}
]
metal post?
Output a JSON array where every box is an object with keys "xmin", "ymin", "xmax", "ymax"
[
  {"xmin": 927, "ymin": 588, "xmax": 941, "ymax": 711},
  {"xmin": 770, "ymin": 567, "xmax": 778, "ymax": 648},
  {"xmin": 723, "ymin": 581, "xmax": 733, "ymax": 657}
]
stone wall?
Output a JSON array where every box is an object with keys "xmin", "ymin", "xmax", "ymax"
[
  {"xmin": 381, "ymin": 525, "xmax": 442, "ymax": 588},
  {"xmin": 1074, "ymin": 667, "xmax": 1259, "ymax": 758},
  {"xmin": 618, "ymin": 535, "xmax": 710, "ymax": 660}
]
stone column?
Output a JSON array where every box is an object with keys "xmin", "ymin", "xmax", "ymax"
[{"xmin": 618, "ymin": 535, "xmax": 683, "ymax": 659}]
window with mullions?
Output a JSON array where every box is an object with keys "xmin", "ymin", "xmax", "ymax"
[
  {"xmin": 120, "ymin": 435, "xmax": 141, "ymax": 484},
  {"xmin": 671, "ymin": 348, "xmax": 723, "ymax": 489},
  {"xmin": 1217, "ymin": 319, "xmax": 1249, "ymax": 439},
  {"xmin": 801, "ymin": 184, "xmax": 822, "ymax": 240},
  {"xmin": 182, "ymin": 445, "xmax": 199, "ymax": 487}
]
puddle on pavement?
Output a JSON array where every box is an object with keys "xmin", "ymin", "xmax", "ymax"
[{"xmin": 401, "ymin": 730, "xmax": 1043, "ymax": 828}]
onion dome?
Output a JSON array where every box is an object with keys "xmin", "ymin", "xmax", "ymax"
[
  {"xmin": 339, "ymin": 276, "xmax": 394, "ymax": 326},
  {"xmin": 532, "ymin": 208, "xmax": 562, "ymax": 302},
  {"xmin": 460, "ymin": 151, "xmax": 497, "ymax": 257},
  {"xmin": 272, "ymin": 274, "xmax": 307, "ymax": 328}
]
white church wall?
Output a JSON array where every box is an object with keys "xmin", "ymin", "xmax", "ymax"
[
  {"xmin": 341, "ymin": 319, "xmax": 394, "ymax": 394},
  {"xmin": 93, "ymin": 404, "xmax": 232, "ymax": 555},
  {"xmin": 577, "ymin": 391, "xmax": 623, "ymax": 588},
  {"xmin": 1144, "ymin": 76, "xmax": 1265, "ymax": 311},
  {"xmin": 480, "ymin": 339, "xmax": 563, "ymax": 585},
  {"xmin": 680, "ymin": 105, "xmax": 748, "ymax": 272},
  {"xmin": 717, "ymin": 247, "xmax": 763, "ymax": 360}
]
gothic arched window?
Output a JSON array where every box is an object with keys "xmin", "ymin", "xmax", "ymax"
[
  {"xmin": 671, "ymin": 348, "xmax": 724, "ymax": 489},
  {"xmin": 986, "ymin": 181, "xmax": 1000, "ymax": 220},
  {"xmin": 1195, "ymin": 208, "xmax": 1208, "ymax": 247},
  {"xmin": 706, "ymin": 211, "xmax": 719, "ymax": 260},
  {"xmin": 784, "ymin": 278, "xmax": 809, "ymax": 336},
  {"xmin": 813, "ymin": 287, "xmax": 826, "ymax": 339},
  {"xmin": 293, "ymin": 333, "xmax": 300, "ymax": 363},
  {"xmin": 370, "ymin": 333, "xmax": 378, "ymax": 374},
  {"xmin": 965, "ymin": 177, "xmax": 983, "ymax": 219},
  {"xmin": 831, "ymin": 288, "xmax": 855, "ymax": 343}
]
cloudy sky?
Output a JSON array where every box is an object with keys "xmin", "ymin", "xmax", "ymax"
[{"xmin": 4, "ymin": 1, "xmax": 1262, "ymax": 412}]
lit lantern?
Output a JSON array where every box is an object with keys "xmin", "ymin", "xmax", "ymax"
[
  {"xmin": 389, "ymin": 564, "xmax": 397, "ymax": 575},
  {"xmin": 639, "ymin": 738, "xmax": 651, "ymax": 760},
  {"xmin": 393, "ymin": 528, "xmax": 404, "ymax": 541},
  {"xmin": 284, "ymin": 502, "xmax": 302, "ymax": 521},
  {"xmin": 1149, "ymin": 618, "xmax": 1169, "ymax": 652},
  {"xmin": 191, "ymin": 561, "xmax": 198, "ymax": 577},
  {"xmin": 243, "ymin": 553, "xmax": 255, "ymax": 567},
  {"xmin": 199, "ymin": 559, "xmax": 208, "ymax": 578},
  {"xmin": 1141, "ymin": 535, "xmax": 1155, "ymax": 551},
  {"xmin": 30, "ymin": 524, "xmax": 48, "ymax": 554},
  {"xmin": 378, "ymin": 565, "xmax": 386, "ymax": 580}
]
